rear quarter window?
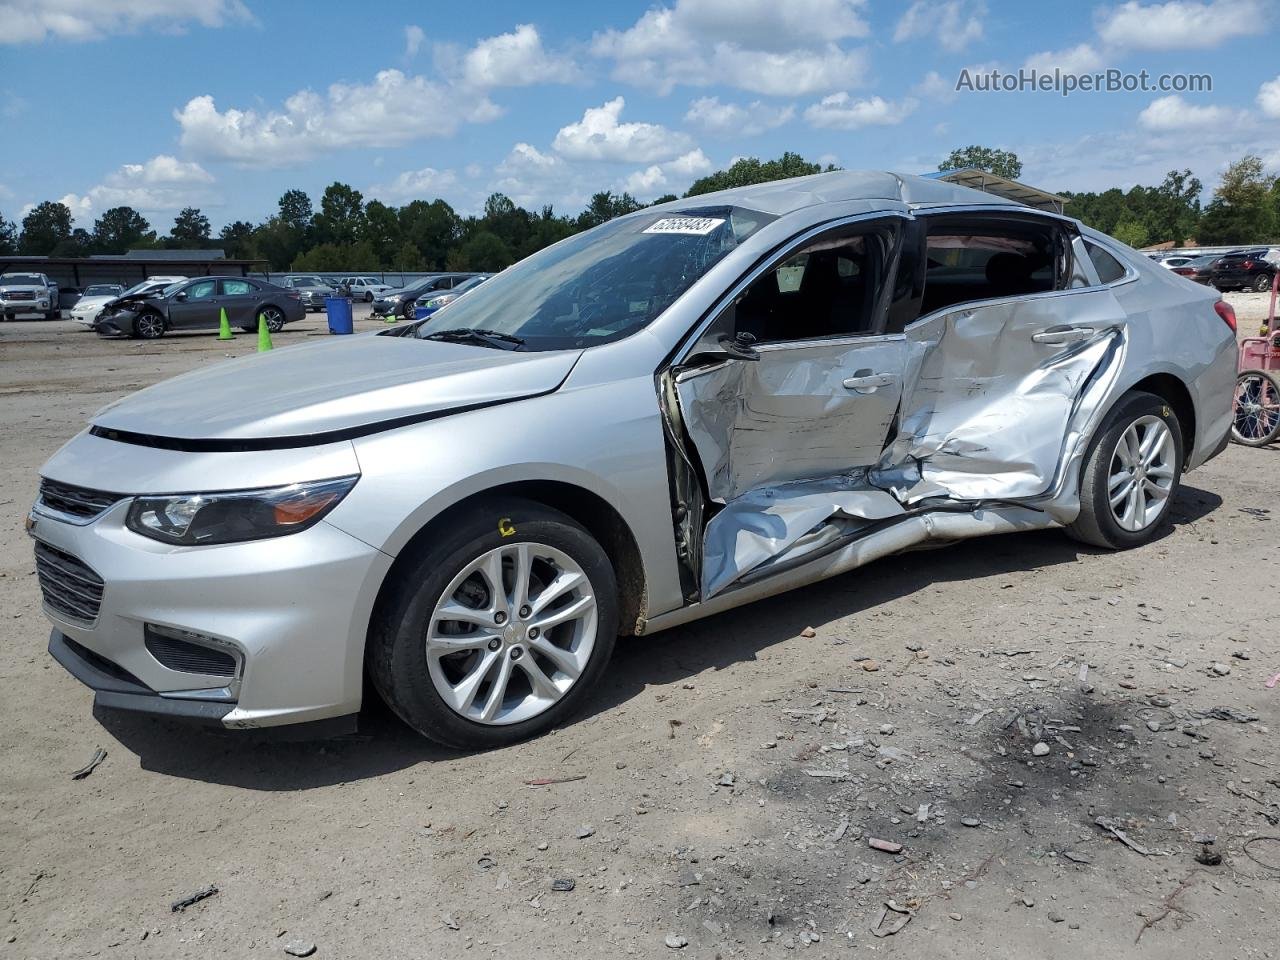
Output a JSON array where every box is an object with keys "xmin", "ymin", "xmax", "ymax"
[{"xmin": 1085, "ymin": 241, "xmax": 1128, "ymax": 284}]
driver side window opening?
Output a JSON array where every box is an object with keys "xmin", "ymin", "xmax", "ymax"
[
  {"xmin": 916, "ymin": 215, "xmax": 1070, "ymax": 318},
  {"xmin": 726, "ymin": 222, "xmax": 897, "ymax": 344},
  {"xmin": 186, "ymin": 280, "xmax": 216, "ymax": 301}
]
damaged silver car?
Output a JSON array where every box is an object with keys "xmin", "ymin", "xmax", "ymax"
[{"xmin": 31, "ymin": 171, "xmax": 1236, "ymax": 748}]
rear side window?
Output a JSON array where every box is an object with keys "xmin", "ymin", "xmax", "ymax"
[
  {"xmin": 1085, "ymin": 241, "xmax": 1128, "ymax": 284},
  {"xmin": 220, "ymin": 279, "xmax": 254, "ymax": 295}
]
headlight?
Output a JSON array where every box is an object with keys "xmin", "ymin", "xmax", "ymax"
[
  {"xmin": 424, "ymin": 298, "xmax": 444, "ymax": 308},
  {"xmin": 126, "ymin": 476, "xmax": 358, "ymax": 546},
  {"xmin": 386, "ymin": 295, "xmax": 402, "ymax": 303}
]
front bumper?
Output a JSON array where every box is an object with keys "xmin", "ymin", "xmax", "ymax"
[
  {"xmin": 32, "ymin": 497, "xmax": 392, "ymax": 730},
  {"xmin": 1, "ymin": 296, "xmax": 51, "ymax": 315},
  {"xmin": 70, "ymin": 308, "xmax": 101, "ymax": 326}
]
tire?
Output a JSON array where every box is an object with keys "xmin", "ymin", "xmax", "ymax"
[
  {"xmin": 368, "ymin": 498, "xmax": 618, "ymax": 749},
  {"xmin": 133, "ymin": 311, "xmax": 165, "ymax": 340},
  {"xmin": 1254, "ymin": 273, "xmax": 1273, "ymax": 293},
  {"xmin": 365, "ymin": 291, "xmax": 374, "ymax": 303},
  {"xmin": 44, "ymin": 309, "xmax": 58, "ymax": 321},
  {"xmin": 1066, "ymin": 391, "xmax": 1184, "ymax": 549},
  {"xmin": 262, "ymin": 306, "xmax": 286, "ymax": 333},
  {"xmin": 1231, "ymin": 370, "xmax": 1280, "ymax": 446}
]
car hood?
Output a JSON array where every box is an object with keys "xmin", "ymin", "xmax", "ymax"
[
  {"xmin": 72, "ymin": 295, "xmax": 116, "ymax": 311},
  {"xmin": 91, "ymin": 333, "xmax": 583, "ymax": 442}
]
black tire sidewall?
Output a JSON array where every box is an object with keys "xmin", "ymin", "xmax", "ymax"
[
  {"xmin": 1080, "ymin": 392, "xmax": 1184, "ymax": 548},
  {"xmin": 372, "ymin": 500, "xmax": 618, "ymax": 749}
]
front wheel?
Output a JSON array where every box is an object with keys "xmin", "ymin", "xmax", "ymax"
[
  {"xmin": 1066, "ymin": 391, "xmax": 1184, "ymax": 549},
  {"xmin": 1231, "ymin": 370, "xmax": 1280, "ymax": 446},
  {"xmin": 368, "ymin": 499, "xmax": 618, "ymax": 749},
  {"xmin": 1255, "ymin": 274, "xmax": 1274, "ymax": 293},
  {"xmin": 134, "ymin": 311, "xmax": 166, "ymax": 339}
]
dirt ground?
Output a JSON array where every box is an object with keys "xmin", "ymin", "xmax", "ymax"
[{"xmin": 2, "ymin": 298, "xmax": 1279, "ymax": 960}]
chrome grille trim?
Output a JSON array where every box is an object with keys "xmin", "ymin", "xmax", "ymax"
[{"xmin": 34, "ymin": 541, "xmax": 105, "ymax": 624}]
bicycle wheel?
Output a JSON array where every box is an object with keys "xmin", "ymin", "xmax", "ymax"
[{"xmin": 1231, "ymin": 369, "xmax": 1280, "ymax": 446}]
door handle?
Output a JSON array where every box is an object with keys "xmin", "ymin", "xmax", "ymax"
[
  {"xmin": 842, "ymin": 371, "xmax": 896, "ymax": 393},
  {"xmin": 1031, "ymin": 326, "xmax": 1093, "ymax": 345}
]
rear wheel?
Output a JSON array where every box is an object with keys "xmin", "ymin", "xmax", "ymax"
[
  {"xmin": 368, "ymin": 499, "xmax": 618, "ymax": 749},
  {"xmin": 134, "ymin": 311, "xmax": 165, "ymax": 339},
  {"xmin": 1067, "ymin": 391, "xmax": 1183, "ymax": 549},
  {"xmin": 1231, "ymin": 370, "xmax": 1280, "ymax": 446},
  {"xmin": 1255, "ymin": 273, "xmax": 1273, "ymax": 293},
  {"xmin": 262, "ymin": 305, "xmax": 286, "ymax": 333}
]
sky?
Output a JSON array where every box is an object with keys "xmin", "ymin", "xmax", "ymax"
[{"xmin": 2, "ymin": 0, "xmax": 1279, "ymax": 234}]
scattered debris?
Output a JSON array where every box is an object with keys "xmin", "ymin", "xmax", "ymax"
[
  {"xmin": 868, "ymin": 837, "xmax": 903, "ymax": 854},
  {"xmin": 70, "ymin": 748, "xmax": 107, "ymax": 781},
  {"xmin": 1135, "ymin": 872, "xmax": 1199, "ymax": 942},
  {"xmin": 827, "ymin": 817, "xmax": 851, "ymax": 843},
  {"xmin": 1265, "ymin": 672, "xmax": 1280, "ymax": 689},
  {"xmin": 861, "ymin": 660, "xmax": 881, "ymax": 672},
  {"xmin": 800, "ymin": 626, "xmax": 817, "ymax": 638},
  {"xmin": 1062, "ymin": 851, "xmax": 1092, "ymax": 865},
  {"xmin": 574, "ymin": 825, "xmax": 595, "ymax": 839},
  {"xmin": 551, "ymin": 878, "xmax": 575, "ymax": 892},
  {"xmin": 170, "ymin": 885, "xmax": 218, "ymax": 912},
  {"xmin": 1191, "ymin": 707, "xmax": 1258, "ymax": 723},
  {"xmin": 1210, "ymin": 663, "xmax": 1231, "ymax": 677},
  {"xmin": 524, "ymin": 775, "xmax": 586, "ymax": 787},
  {"xmin": 664, "ymin": 933, "xmax": 688, "ymax": 949},
  {"xmin": 442, "ymin": 915, "xmax": 461, "ymax": 932},
  {"xmin": 283, "ymin": 940, "xmax": 316, "ymax": 958},
  {"xmin": 1031, "ymin": 742, "xmax": 1050, "ymax": 757},
  {"xmin": 870, "ymin": 900, "xmax": 914, "ymax": 938},
  {"xmin": 1096, "ymin": 817, "xmax": 1171, "ymax": 857},
  {"xmin": 960, "ymin": 817, "xmax": 981, "ymax": 828}
]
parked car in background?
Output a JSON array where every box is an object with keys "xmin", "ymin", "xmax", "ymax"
[
  {"xmin": 29, "ymin": 171, "xmax": 1236, "ymax": 747},
  {"xmin": 95, "ymin": 276, "xmax": 304, "ymax": 339},
  {"xmin": 68, "ymin": 284, "xmax": 126, "ymax": 327},
  {"xmin": 1158, "ymin": 256, "xmax": 1194, "ymax": 269},
  {"xmin": 1169, "ymin": 255, "xmax": 1220, "ymax": 285},
  {"xmin": 340, "ymin": 276, "xmax": 393, "ymax": 302},
  {"xmin": 412, "ymin": 274, "xmax": 490, "ymax": 318},
  {"xmin": 371, "ymin": 273, "xmax": 477, "ymax": 319},
  {"xmin": 278, "ymin": 275, "xmax": 333, "ymax": 312},
  {"xmin": 0, "ymin": 272, "xmax": 59, "ymax": 320},
  {"xmin": 1209, "ymin": 249, "xmax": 1276, "ymax": 291}
]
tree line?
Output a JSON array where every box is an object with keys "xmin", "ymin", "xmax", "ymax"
[{"xmin": 0, "ymin": 148, "xmax": 1275, "ymax": 271}]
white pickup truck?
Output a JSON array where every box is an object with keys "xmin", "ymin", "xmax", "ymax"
[{"xmin": 0, "ymin": 272, "xmax": 59, "ymax": 320}]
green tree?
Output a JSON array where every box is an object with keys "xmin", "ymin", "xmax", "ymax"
[
  {"xmin": 92, "ymin": 206, "xmax": 152, "ymax": 253},
  {"xmin": 290, "ymin": 242, "xmax": 347, "ymax": 272},
  {"xmin": 0, "ymin": 212, "xmax": 18, "ymax": 255},
  {"xmin": 1148, "ymin": 169, "xmax": 1202, "ymax": 244},
  {"xmin": 450, "ymin": 230, "xmax": 513, "ymax": 271},
  {"xmin": 1111, "ymin": 218, "xmax": 1149, "ymax": 248},
  {"xmin": 685, "ymin": 152, "xmax": 827, "ymax": 197},
  {"xmin": 278, "ymin": 189, "xmax": 314, "ymax": 232},
  {"xmin": 360, "ymin": 200, "xmax": 401, "ymax": 266},
  {"xmin": 313, "ymin": 182, "xmax": 366, "ymax": 246},
  {"xmin": 940, "ymin": 145, "xmax": 1023, "ymax": 179},
  {"xmin": 218, "ymin": 220, "xmax": 258, "ymax": 260},
  {"xmin": 575, "ymin": 191, "xmax": 642, "ymax": 230},
  {"xmin": 1198, "ymin": 155, "xmax": 1276, "ymax": 245},
  {"xmin": 168, "ymin": 207, "xmax": 212, "ymax": 247},
  {"xmin": 390, "ymin": 239, "xmax": 427, "ymax": 271},
  {"xmin": 399, "ymin": 199, "xmax": 462, "ymax": 269},
  {"xmin": 19, "ymin": 200, "xmax": 73, "ymax": 254}
]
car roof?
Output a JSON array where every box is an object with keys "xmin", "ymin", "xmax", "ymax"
[{"xmin": 652, "ymin": 169, "xmax": 1026, "ymax": 218}]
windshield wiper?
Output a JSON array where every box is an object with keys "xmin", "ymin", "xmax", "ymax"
[{"xmin": 421, "ymin": 327, "xmax": 525, "ymax": 349}]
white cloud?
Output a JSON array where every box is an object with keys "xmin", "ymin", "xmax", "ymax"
[
  {"xmin": 1137, "ymin": 94, "xmax": 1237, "ymax": 130},
  {"xmin": 491, "ymin": 142, "xmax": 584, "ymax": 211},
  {"xmin": 803, "ymin": 93, "xmax": 916, "ymax": 129},
  {"xmin": 1258, "ymin": 76, "xmax": 1280, "ymax": 118},
  {"xmin": 175, "ymin": 71, "xmax": 500, "ymax": 167},
  {"xmin": 404, "ymin": 24, "xmax": 424, "ymax": 58},
  {"xmin": 593, "ymin": 0, "xmax": 870, "ymax": 95},
  {"xmin": 0, "ymin": 0, "xmax": 251, "ymax": 44},
  {"xmin": 552, "ymin": 97, "xmax": 694, "ymax": 163},
  {"xmin": 456, "ymin": 24, "xmax": 579, "ymax": 87},
  {"xmin": 369, "ymin": 166, "xmax": 458, "ymax": 204},
  {"xmin": 684, "ymin": 96, "xmax": 794, "ymax": 136},
  {"xmin": 912, "ymin": 70, "xmax": 955, "ymax": 102},
  {"xmin": 58, "ymin": 155, "xmax": 216, "ymax": 221},
  {"xmin": 621, "ymin": 148, "xmax": 714, "ymax": 197},
  {"xmin": 1022, "ymin": 42, "xmax": 1105, "ymax": 74},
  {"xmin": 893, "ymin": 1, "xmax": 985, "ymax": 52},
  {"xmin": 1096, "ymin": 0, "xmax": 1262, "ymax": 50}
]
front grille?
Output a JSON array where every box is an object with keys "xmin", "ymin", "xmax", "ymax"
[
  {"xmin": 144, "ymin": 628, "xmax": 237, "ymax": 677},
  {"xmin": 34, "ymin": 541, "xmax": 104, "ymax": 624},
  {"xmin": 38, "ymin": 478, "xmax": 124, "ymax": 521}
]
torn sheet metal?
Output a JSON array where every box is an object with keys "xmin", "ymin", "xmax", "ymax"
[
  {"xmin": 872, "ymin": 289, "xmax": 1126, "ymax": 503},
  {"xmin": 701, "ymin": 474, "xmax": 904, "ymax": 597},
  {"xmin": 675, "ymin": 337, "xmax": 907, "ymax": 503}
]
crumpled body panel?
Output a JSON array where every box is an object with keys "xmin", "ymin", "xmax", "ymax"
[
  {"xmin": 675, "ymin": 338, "xmax": 906, "ymax": 502},
  {"xmin": 679, "ymin": 287, "xmax": 1128, "ymax": 599}
]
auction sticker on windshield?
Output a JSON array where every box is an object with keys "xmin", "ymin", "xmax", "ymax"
[{"xmin": 643, "ymin": 217, "xmax": 726, "ymax": 235}]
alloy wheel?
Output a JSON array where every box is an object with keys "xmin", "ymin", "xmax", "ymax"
[
  {"xmin": 263, "ymin": 307, "xmax": 285, "ymax": 332},
  {"xmin": 425, "ymin": 541, "xmax": 598, "ymax": 726},
  {"xmin": 136, "ymin": 313, "xmax": 164, "ymax": 339},
  {"xmin": 1107, "ymin": 415, "xmax": 1175, "ymax": 532}
]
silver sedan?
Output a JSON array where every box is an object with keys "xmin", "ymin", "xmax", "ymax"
[{"xmin": 30, "ymin": 171, "xmax": 1236, "ymax": 748}]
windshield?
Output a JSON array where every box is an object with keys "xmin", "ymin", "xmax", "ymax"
[
  {"xmin": 413, "ymin": 207, "xmax": 772, "ymax": 349},
  {"xmin": 2, "ymin": 274, "xmax": 43, "ymax": 285},
  {"xmin": 84, "ymin": 285, "xmax": 121, "ymax": 296},
  {"xmin": 161, "ymin": 281, "xmax": 187, "ymax": 296},
  {"xmin": 291, "ymin": 276, "xmax": 324, "ymax": 286}
]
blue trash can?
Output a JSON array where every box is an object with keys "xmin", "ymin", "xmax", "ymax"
[
  {"xmin": 413, "ymin": 305, "xmax": 433, "ymax": 320},
  {"xmin": 325, "ymin": 296, "xmax": 353, "ymax": 335}
]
